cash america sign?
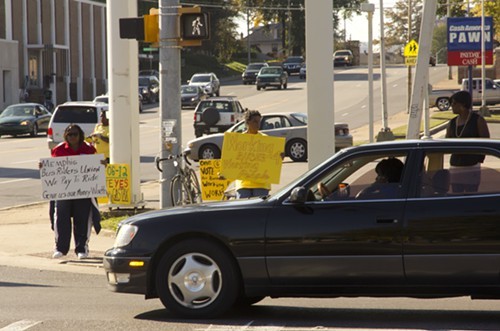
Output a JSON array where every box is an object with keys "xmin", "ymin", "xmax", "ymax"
[{"xmin": 447, "ymin": 17, "xmax": 494, "ymax": 66}]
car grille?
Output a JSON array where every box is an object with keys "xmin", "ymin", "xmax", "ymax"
[{"xmin": 259, "ymin": 77, "xmax": 278, "ymax": 83}]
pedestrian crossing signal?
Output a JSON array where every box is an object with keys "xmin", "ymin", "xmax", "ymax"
[{"xmin": 180, "ymin": 13, "xmax": 209, "ymax": 40}]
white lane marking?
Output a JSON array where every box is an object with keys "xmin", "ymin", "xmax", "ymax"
[
  {"xmin": 342, "ymin": 113, "xmax": 349, "ymax": 117},
  {"xmin": 0, "ymin": 320, "xmax": 42, "ymax": 331},
  {"xmin": 0, "ymin": 178, "xmax": 31, "ymax": 185},
  {"xmin": 10, "ymin": 160, "xmax": 39, "ymax": 165}
]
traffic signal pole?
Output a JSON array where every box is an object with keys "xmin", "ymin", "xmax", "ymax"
[{"xmin": 159, "ymin": 0, "xmax": 182, "ymax": 208}]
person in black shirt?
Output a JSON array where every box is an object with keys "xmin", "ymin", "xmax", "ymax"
[{"xmin": 445, "ymin": 90, "xmax": 490, "ymax": 193}]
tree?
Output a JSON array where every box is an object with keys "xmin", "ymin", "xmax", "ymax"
[
  {"xmin": 384, "ymin": 0, "xmax": 423, "ymax": 47},
  {"xmin": 470, "ymin": 0, "xmax": 500, "ymax": 43}
]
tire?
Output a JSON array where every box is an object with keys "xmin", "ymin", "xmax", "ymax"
[
  {"xmin": 187, "ymin": 168, "xmax": 202, "ymax": 203},
  {"xmin": 287, "ymin": 139, "xmax": 307, "ymax": 162},
  {"xmin": 215, "ymin": 88, "xmax": 220, "ymax": 97},
  {"xmin": 194, "ymin": 129, "xmax": 203, "ymax": 138},
  {"xmin": 283, "ymin": 81, "xmax": 287, "ymax": 89},
  {"xmin": 199, "ymin": 144, "xmax": 221, "ymax": 160},
  {"xmin": 170, "ymin": 175, "xmax": 193, "ymax": 206},
  {"xmin": 278, "ymin": 84, "xmax": 282, "ymax": 90},
  {"xmin": 256, "ymin": 86, "xmax": 261, "ymax": 91},
  {"xmin": 155, "ymin": 239, "xmax": 240, "ymax": 318},
  {"xmin": 30, "ymin": 124, "xmax": 38, "ymax": 137},
  {"xmin": 436, "ymin": 97, "xmax": 451, "ymax": 111},
  {"xmin": 201, "ymin": 107, "xmax": 220, "ymax": 126},
  {"xmin": 234, "ymin": 296, "xmax": 265, "ymax": 308}
]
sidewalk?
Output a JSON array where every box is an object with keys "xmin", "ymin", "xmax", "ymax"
[{"xmin": 1, "ymin": 89, "xmax": 498, "ymax": 275}]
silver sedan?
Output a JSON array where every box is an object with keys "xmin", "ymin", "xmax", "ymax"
[{"xmin": 185, "ymin": 112, "xmax": 353, "ymax": 162}]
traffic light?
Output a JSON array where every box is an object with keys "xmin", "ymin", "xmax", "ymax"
[
  {"xmin": 143, "ymin": 14, "xmax": 159, "ymax": 43},
  {"xmin": 180, "ymin": 13, "xmax": 209, "ymax": 40}
]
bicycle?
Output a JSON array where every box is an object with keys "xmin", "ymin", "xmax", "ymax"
[{"xmin": 155, "ymin": 152, "xmax": 202, "ymax": 206}]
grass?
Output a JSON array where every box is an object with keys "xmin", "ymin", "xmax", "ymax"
[{"xmin": 100, "ymin": 208, "xmax": 155, "ymax": 232}]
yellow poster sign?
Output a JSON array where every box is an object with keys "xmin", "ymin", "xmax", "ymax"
[
  {"xmin": 199, "ymin": 159, "xmax": 232, "ymax": 201},
  {"xmin": 220, "ymin": 132, "xmax": 285, "ymax": 184},
  {"xmin": 404, "ymin": 39, "xmax": 419, "ymax": 57},
  {"xmin": 105, "ymin": 164, "xmax": 131, "ymax": 205}
]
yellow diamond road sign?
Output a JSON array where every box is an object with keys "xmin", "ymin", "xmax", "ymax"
[{"xmin": 404, "ymin": 40, "xmax": 419, "ymax": 57}]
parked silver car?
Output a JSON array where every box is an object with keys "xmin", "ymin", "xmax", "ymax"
[{"xmin": 186, "ymin": 112, "xmax": 352, "ymax": 162}]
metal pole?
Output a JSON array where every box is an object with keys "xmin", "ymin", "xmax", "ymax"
[
  {"xmin": 376, "ymin": 0, "xmax": 394, "ymax": 141},
  {"xmin": 361, "ymin": 3, "xmax": 375, "ymax": 143},
  {"xmin": 407, "ymin": 0, "xmax": 412, "ymax": 108},
  {"xmin": 480, "ymin": 0, "xmax": 488, "ymax": 114},
  {"xmin": 447, "ymin": 0, "xmax": 453, "ymax": 79},
  {"xmin": 247, "ymin": 1, "xmax": 251, "ymax": 64},
  {"xmin": 467, "ymin": 0, "xmax": 473, "ymax": 97},
  {"xmin": 159, "ymin": 0, "xmax": 181, "ymax": 208}
]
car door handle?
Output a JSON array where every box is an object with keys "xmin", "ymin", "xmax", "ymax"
[{"xmin": 377, "ymin": 218, "xmax": 398, "ymax": 224}]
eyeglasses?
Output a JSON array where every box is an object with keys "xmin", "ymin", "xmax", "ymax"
[{"xmin": 67, "ymin": 132, "xmax": 79, "ymax": 137}]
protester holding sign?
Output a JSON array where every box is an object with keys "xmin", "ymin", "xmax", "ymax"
[
  {"xmin": 87, "ymin": 110, "xmax": 110, "ymax": 163},
  {"xmin": 234, "ymin": 110, "xmax": 283, "ymax": 198},
  {"xmin": 45, "ymin": 124, "xmax": 102, "ymax": 259}
]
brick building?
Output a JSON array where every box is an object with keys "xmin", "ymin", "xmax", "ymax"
[{"xmin": 0, "ymin": 0, "xmax": 107, "ymax": 110}]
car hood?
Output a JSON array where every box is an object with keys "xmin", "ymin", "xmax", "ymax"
[
  {"xmin": 181, "ymin": 92, "xmax": 199, "ymax": 98},
  {"xmin": 244, "ymin": 69, "xmax": 260, "ymax": 74},
  {"xmin": 121, "ymin": 198, "xmax": 271, "ymax": 226},
  {"xmin": 0, "ymin": 116, "xmax": 33, "ymax": 124},
  {"xmin": 258, "ymin": 73, "xmax": 281, "ymax": 77},
  {"xmin": 189, "ymin": 82, "xmax": 210, "ymax": 87}
]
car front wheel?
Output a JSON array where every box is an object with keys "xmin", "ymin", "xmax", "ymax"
[
  {"xmin": 30, "ymin": 124, "xmax": 38, "ymax": 137},
  {"xmin": 155, "ymin": 239, "xmax": 240, "ymax": 318},
  {"xmin": 287, "ymin": 139, "xmax": 307, "ymax": 162}
]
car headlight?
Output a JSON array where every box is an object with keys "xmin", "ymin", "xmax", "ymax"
[
  {"xmin": 141, "ymin": 88, "xmax": 148, "ymax": 94},
  {"xmin": 20, "ymin": 120, "xmax": 31, "ymax": 126},
  {"xmin": 113, "ymin": 224, "xmax": 138, "ymax": 248}
]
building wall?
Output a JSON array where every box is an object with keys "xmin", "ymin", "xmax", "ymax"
[
  {"xmin": 1, "ymin": 0, "xmax": 107, "ymax": 107},
  {"xmin": 0, "ymin": 40, "xmax": 20, "ymax": 109}
]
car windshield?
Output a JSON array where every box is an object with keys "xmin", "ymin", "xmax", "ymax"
[
  {"xmin": 335, "ymin": 51, "xmax": 351, "ymax": 56},
  {"xmin": 0, "ymin": 106, "xmax": 34, "ymax": 117},
  {"xmin": 191, "ymin": 75, "xmax": 210, "ymax": 83},
  {"xmin": 139, "ymin": 78, "xmax": 149, "ymax": 86},
  {"xmin": 182, "ymin": 86, "xmax": 198, "ymax": 93},
  {"xmin": 94, "ymin": 97, "xmax": 108, "ymax": 103},
  {"xmin": 260, "ymin": 68, "xmax": 281, "ymax": 75},
  {"xmin": 247, "ymin": 64, "xmax": 265, "ymax": 70},
  {"xmin": 285, "ymin": 57, "xmax": 303, "ymax": 63}
]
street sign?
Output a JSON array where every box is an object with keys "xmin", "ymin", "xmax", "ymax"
[
  {"xmin": 405, "ymin": 56, "xmax": 417, "ymax": 66},
  {"xmin": 447, "ymin": 17, "xmax": 494, "ymax": 66},
  {"xmin": 404, "ymin": 40, "xmax": 419, "ymax": 57},
  {"xmin": 143, "ymin": 47, "xmax": 158, "ymax": 52}
]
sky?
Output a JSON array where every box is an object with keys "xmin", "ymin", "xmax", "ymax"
[{"xmin": 235, "ymin": 0, "xmax": 398, "ymax": 43}]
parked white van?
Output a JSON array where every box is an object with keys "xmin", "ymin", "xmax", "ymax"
[{"xmin": 47, "ymin": 101, "xmax": 108, "ymax": 150}]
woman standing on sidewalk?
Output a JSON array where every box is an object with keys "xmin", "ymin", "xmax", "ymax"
[
  {"xmin": 49, "ymin": 124, "xmax": 101, "ymax": 259},
  {"xmin": 445, "ymin": 90, "xmax": 490, "ymax": 193}
]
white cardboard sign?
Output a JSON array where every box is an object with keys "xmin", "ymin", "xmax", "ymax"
[{"xmin": 40, "ymin": 154, "xmax": 107, "ymax": 201}]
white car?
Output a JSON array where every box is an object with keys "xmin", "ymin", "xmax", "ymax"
[
  {"xmin": 186, "ymin": 112, "xmax": 352, "ymax": 162},
  {"xmin": 188, "ymin": 73, "xmax": 220, "ymax": 97},
  {"xmin": 93, "ymin": 94, "xmax": 143, "ymax": 113}
]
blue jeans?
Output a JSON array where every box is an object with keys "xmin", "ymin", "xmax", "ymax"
[{"xmin": 236, "ymin": 188, "xmax": 270, "ymax": 199}]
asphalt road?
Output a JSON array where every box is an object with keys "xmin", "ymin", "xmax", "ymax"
[{"xmin": 0, "ymin": 65, "xmax": 451, "ymax": 209}]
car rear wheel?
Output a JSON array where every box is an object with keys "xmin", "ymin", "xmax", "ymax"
[
  {"xmin": 30, "ymin": 124, "xmax": 38, "ymax": 137},
  {"xmin": 283, "ymin": 82, "xmax": 287, "ymax": 89},
  {"xmin": 436, "ymin": 97, "xmax": 451, "ymax": 111},
  {"xmin": 256, "ymin": 86, "xmax": 261, "ymax": 91},
  {"xmin": 287, "ymin": 139, "xmax": 307, "ymax": 162},
  {"xmin": 199, "ymin": 144, "xmax": 221, "ymax": 160},
  {"xmin": 155, "ymin": 239, "xmax": 240, "ymax": 318},
  {"xmin": 202, "ymin": 107, "xmax": 220, "ymax": 126}
]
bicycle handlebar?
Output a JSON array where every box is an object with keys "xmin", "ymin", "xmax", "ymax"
[{"xmin": 155, "ymin": 152, "xmax": 192, "ymax": 173}]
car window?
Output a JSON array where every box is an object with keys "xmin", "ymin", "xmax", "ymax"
[
  {"xmin": 261, "ymin": 116, "xmax": 291, "ymax": 130},
  {"xmin": 248, "ymin": 64, "xmax": 265, "ymax": 70},
  {"xmin": 0, "ymin": 106, "xmax": 26, "ymax": 117},
  {"xmin": 197, "ymin": 101, "xmax": 232, "ymax": 113},
  {"xmin": 231, "ymin": 121, "xmax": 246, "ymax": 133},
  {"xmin": 418, "ymin": 151, "xmax": 500, "ymax": 198},
  {"xmin": 182, "ymin": 86, "xmax": 198, "ymax": 93},
  {"xmin": 335, "ymin": 51, "xmax": 352, "ymax": 56},
  {"xmin": 139, "ymin": 78, "xmax": 149, "ymax": 86},
  {"xmin": 310, "ymin": 153, "xmax": 408, "ymax": 201},
  {"xmin": 291, "ymin": 113, "xmax": 307, "ymax": 125},
  {"xmin": 191, "ymin": 75, "xmax": 210, "ymax": 83},
  {"xmin": 52, "ymin": 106, "xmax": 98, "ymax": 123}
]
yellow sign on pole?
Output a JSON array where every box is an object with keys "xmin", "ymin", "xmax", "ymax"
[
  {"xmin": 220, "ymin": 132, "xmax": 285, "ymax": 184},
  {"xmin": 404, "ymin": 40, "xmax": 419, "ymax": 57},
  {"xmin": 199, "ymin": 159, "xmax": 231, "ymax": 201},
  {"xmin": 106, "ymin": 164, "xmax": 131, "ymax": 205},
  {"xmin": 405, "ymin": 56, "xmax": 417, "ymax": 66}
]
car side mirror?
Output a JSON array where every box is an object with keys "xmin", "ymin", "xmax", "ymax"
[
  {"xmin": 289, "ymin": 187, "xmax": 308, "ymax": 204},
  {"xmin": 187, "ymin": 80, "xmax": 190, "ymax": 84}
]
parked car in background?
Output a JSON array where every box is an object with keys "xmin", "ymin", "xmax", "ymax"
[
  {"xmin": 281, "ymin": 56, "xmax": 304, "ymax": 75},
  {"xmin": 47, "ymin": 101, "xmax": 108, "ymax": 150},
  {"xmin": 188, "ymin": 73, "xmax": 220, "ymax": 97},
  {"xmin": 0, "ymin": 103, "xmax": 52, "ymax": 138},
  {"xmin": 104, "ymin": 139, "xmax": 500, "ymax": 319},
  {"xmin": 138, "ymin": 69, "xmax": 159, "ymax": 79},
  {"xmin": 181, "ymin": 85, "xmax": 208, "ymax": 109},
  {"xmin": 299, "ymin": 64, "xmax": 306, "ymax": 79},
  {"xmin": 256, "ymin": 66, "xmax": 288, "ymax": 91},
  {"xmin": 193, "ymin": 97, "xmax": 246, "ymax": 137},
  {"xmin": 242, "ymin": 62, "xmax": 269, "ymax": 84},
  {"xmin": 333, "ymin": 49, "xmax": 354, "ymax": 66},
  {"xmin": 93, "ymin": 94, "xmax": 143, "ymax": 113},
  {"xmin": 186, "ymin": 112, "xmax": 352, "ymax": 162},
  {"xmin": 139, "ymin": 75, "xmax": 160, "ymax": 104}
]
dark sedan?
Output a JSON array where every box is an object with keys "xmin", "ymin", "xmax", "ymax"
[
  {"xmin": 181, "ymin": 85, "xmax": 207, "ymax": 109},
  {"xmin": 104, "ymin": 139, "xmax": 500, "ymax": 318},
  {"xmin": 256, "ymin": 66, "xmax": 288, "ymax": 90},
  {"xmin": 0, "ymin": 103, "xmax": 52, "ymax": 137}
]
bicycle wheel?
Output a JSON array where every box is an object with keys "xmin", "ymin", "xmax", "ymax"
[
  {"xmin": 187, "ymin": 168, "xmax": 202, "ymax": 203},
  {"xmin": 170, "ymin": 175, "xmax": 193, "ymax": 206}
]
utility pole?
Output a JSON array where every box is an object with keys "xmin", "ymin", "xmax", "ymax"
[
  {"xmin": 247, "ymin": 0, "xmax": 251, "ymax": 64},
  {"xmin": 376, "ymin": 0, "xmax": 394, "ymax": 141},
  {"xmin": 159, "ymin": 0, "xmax": 182, "ymax": 208},
  {"xmin": 361, "ymin": 3, "xmax": 375, "ymax": 143},
  {"xmin": 479, "ymin": 0, "xmax": 490, "ymax": 116},
  {"xmin": 447, "ymin": 0, "xmax": 453, "ymax": 80},
  {"xmin": 407, "ymin": 0, "xmax": 412, "ymax": 108}
]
